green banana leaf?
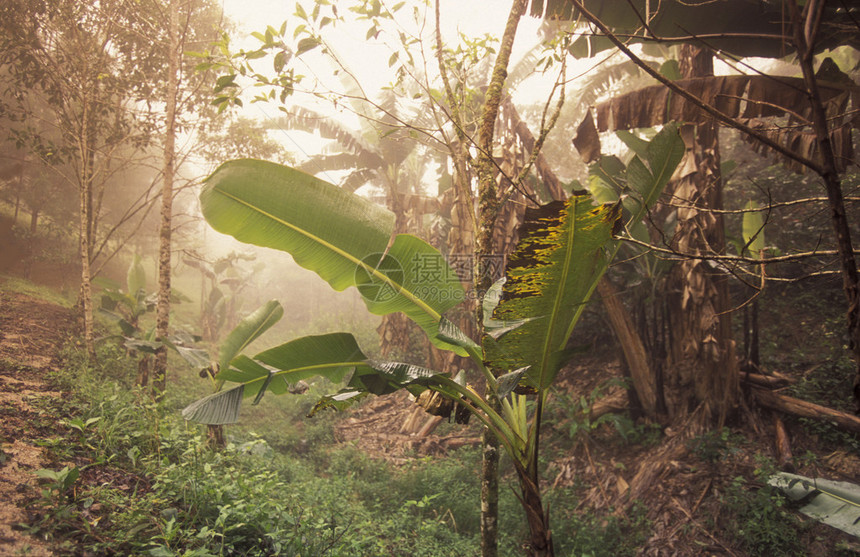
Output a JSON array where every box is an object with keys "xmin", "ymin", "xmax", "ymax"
[
  {"xmin": 184, "ymin": 330, "xmax": 460, "ymax": 425},
  {"xmin": 182, "ymin": 384, "xmax": 245, "ymax": 425},
  {"xmin": 200, "ymin": 159, "xmax": 465, "ymax": 354},
  {"xmin": 127, "ymin": 254, "xmax": 146, "ymax": 300},
  {"xmin": 742, "ymin": 200, "xmax": 765, "ymax": 255},
  {"xmin": 769, "ymin": 471, "xmax": 860, "ymax": 538},
  {"xmin": 185, "ymin": 332, "xmax": 369, "ymax": 424},
  {"xmin": 217, "ymin": 299, "xmax": 284, "ymax": 371},
  {"xmin": 486, "ymin": 194, "xmax": 622, "ymax": 391},
  {"xmin": 585, "ymin": 123, "xmax": 684, "ymax": 225},
  {"xmin": 624, "ymin": 122, "xmax": 685, "ymax": 218},
  {"xmin": 221, "ymin": 332, "xmax": 365, "ymax": 398}
]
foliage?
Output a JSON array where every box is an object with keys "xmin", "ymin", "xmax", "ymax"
[
  {"xmin": 181, "ymin": 121, "xmax": 681, "ymax": 554},
  {"xmin": 28, "ymin": 340, "xmax": 519, "ymax": 555},
  {"xmin": 769, "ymin": 471, "xmax": 860, "ymax": 538},
  {"xmin": 552, "ymin": 503, "xmax": 650, "ymax": 557},
  {"xmin": 720, "ymin": 463, "xmax": 806, "ymax": 557},
  {"xmin": 689, "ymin": 427, "xmax": 744, "ymax": 464}
]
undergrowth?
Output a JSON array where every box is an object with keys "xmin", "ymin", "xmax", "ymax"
[{"xmin": 22, "ymin": 339, "xmax": 649, "ymax": 556}]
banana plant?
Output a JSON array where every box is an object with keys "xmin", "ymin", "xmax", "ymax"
[
  {"xmin": 96, "ymin": 255, "xmax": 206, "ymax": 387},
  {"xmin": 182, "ymin": 124, "xmax": 682, "ymax": 556}
]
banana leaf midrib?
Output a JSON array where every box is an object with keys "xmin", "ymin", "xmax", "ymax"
[
  {"xmin": 209, "ymin": 184, "xmax": 442, "ymax": 323},
  {"xmin": 539, "ymin": 200, "xmax": 578, "ymax": 391},
  {"xmin": 227, "ymin": 360, "xmax": 368, "ymax": 388}
]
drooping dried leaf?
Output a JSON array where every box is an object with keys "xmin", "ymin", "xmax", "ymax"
[{"xmin": 574, "ymin": 75, "xmax": 855, "ymax": 173}]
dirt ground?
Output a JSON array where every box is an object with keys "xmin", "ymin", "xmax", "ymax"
[
  {"xmin": 337, "ymin": 349, "xmax": 860, "ymax": 555},
  {"xmin": 0, "ymin": 290, "xmax": 77, "ymax": 556}
]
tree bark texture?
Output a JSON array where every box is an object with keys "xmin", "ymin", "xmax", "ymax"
[
  {"xmin": 77, "ymin": 96, "xmax": 96, "ymax": 361},
  {"xmin": 598, "ymin": 278, "xmax": 657, "ymax": 415},
  {"xmin": 662, "ymin": 46, "xmax": 738, "ymax": 428},
  {"xmin": 153, "ymin": 2, "xmax": 179, "ymax": 398},
  {"xmin": 752, "ymin": 386, "xmax": 860, "ymax": 435},
  {"xmin": 474, "ymin": 2, "xmax": 529, "ymax": 556}
]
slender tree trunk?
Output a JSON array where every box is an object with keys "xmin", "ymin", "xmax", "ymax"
[
  {"xmin": 378, "ymin": 189, "xmax": 416, "ymax": 358},
  {"xmin": 789, "ymin": 2, "xmax": 860, "ymax": 412},
  {"xmin": 13, "ymin": 174, "xmax": 21, "ymax": 224},
  {"xmin": 28, "ymin": 208, "xmax": 38, "ymax": 237},
  {"xmin": 153, "ymin": 1, "xmax": 179, "ymax": 399},
  {"xmin": 78, "ymin": 99, "xmax": 96, "ymax": 361},
  {"xmin": 598, "ymin": 277, "xmax": 657, "ymax": 415},
  {"xmin": 473, "ymin": 2, "xmax": 530, "ymax": 556}
]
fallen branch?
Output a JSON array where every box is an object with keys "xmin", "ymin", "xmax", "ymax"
[
  {"xmin": 773, "ymin": 415, "xmax": 794, "ymax": 470},
  {"xmin": 740, "ymin": 371, "xmax": 796, "ymax": 389},
  {"xmin": 752, "ymin": 386, "xmax": 860, "ymax": 434}
]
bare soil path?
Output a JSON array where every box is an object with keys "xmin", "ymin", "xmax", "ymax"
[{"xmin": 0, "ymin": 290, "xmax": 76, "ymax": 556}]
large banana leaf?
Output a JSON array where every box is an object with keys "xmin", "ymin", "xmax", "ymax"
[
  {"xmin": 184, "ymin": 332, "xmax": 370, "ymax": 424},
  {"xmin": 769, "ymin": 471, "xmax": 860, "ymax": 538},
  {"xmin": 200, "ymin": 159, "xmax": 465, "ymax": 354},
  {"xmin": 486, "ymin": 194, "xmax": 622, "ymax": 391},
  {"xmin": 183, "ymin": 331, "xmax": 458, "ymax": 425},
  {"xmin": 217, "ymin": 299, "xmax": 283, "ymax": 371}
]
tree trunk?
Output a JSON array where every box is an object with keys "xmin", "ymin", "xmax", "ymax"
[
  {"xmin": 78, "ymin": 99, "xmax": 96, "ymax": 361},
  {"xmin": 137, "ymin": 354, "xmax": 151, "ymax": 387},
  {"xmin": 473, "ymin": 2, "xmax": 530, "ymax": 556},
  {"xmin": 378, "ymin": 190, "xmax": 416, "ymax": 358},
  {"xmin": 661, "ymin": 46, "xmax": 738, "ymax": 428},
  {"xmin": 598, "ymin": 277, "xmax": 657, "ymax": 415},
  {"xmin": 519, "ymin": 471, "xmax": 554, "ymax": 557},
  {"xmin": 153, "ymin": 1, "xmax": 179, "ymax": 399},
  {"xmin": 752, "ymin": 386, "xmax": 860, "ymax": 435},
  {"xmin": 28, "ymin": 208, "xmax": 38, "ymax": 237},
  {"xmin": 788, "ymin": 2, "xmax": 860, "ymax": 413}
]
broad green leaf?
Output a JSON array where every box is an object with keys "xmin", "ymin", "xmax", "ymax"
[
  {"xmin": 486, "ymin": 195, "xmax": 622, "ymax": 391},
  {"xmin": 587, "ymin": 155, "xmax": 626, "ymax": 204},
  {"xmin": 188, "ymin": 331, "xmax": 449, "ymax": 424},
  {"xmin": 200, "ymin": 159, "xmax": 465, "ymax": 354},
  {"xmin": 615, "ymin": 130, "xmax": 650, "ymax": 157},
  {"xmin": 644, "ymin": 122, "xmax": 685, "ymax": 205},
  {"xmin": 254, "ymin": 331, "xmax": 361, "ymax": 387},
  {"xmin": 659, "ymin": 59, "xmax": 681, "ymax": 81},
  {"xmin": 742, "ymin": 200, "xmax": 765, "ymax": 255},
  {"xmin": 437, "ymin": 317, "xmax": 482, "ymax": 362},
  {"xmin": 124, "ymin": 338, "xmax": 163, "ymax": 354},
  {"xmin": 218, "ymin": 300, "xmax": 284, "ymax": 371},
  {"xmin": 127, "ymin": 254, "xmax": 146, "ymax": 299},
  {"xmin": 769, "ymin": 472, "xmax": 860, "ymax": 538},
  {"xmin": 182, "ymin": 384, "xmax": 244, "ymax": 425},
  {"xmin": 212, "ymin": 332, "xmax": 367, "ymax": 406},
  {"xmin": 627, "ymin": 122, "xmax": 684, "ymax": 212}
]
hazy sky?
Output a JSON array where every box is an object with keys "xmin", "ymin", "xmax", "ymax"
[{"xmin": 217, "ymin": 0, "xmax": 554, "ymax": 177}]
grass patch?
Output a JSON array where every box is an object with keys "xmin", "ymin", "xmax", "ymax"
[{"xmin": 0, "ymin": 272, "xmax": 73, "ymax": 307}]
